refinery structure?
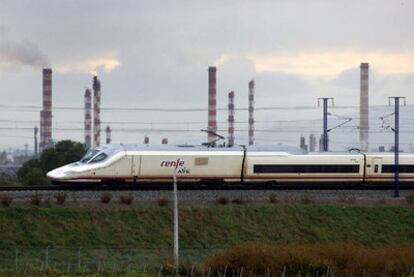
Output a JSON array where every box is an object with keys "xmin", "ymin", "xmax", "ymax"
[
  {"xmin": 37, "ymin": 72, "xmax": 106, "ymax": 154},
  {"xmin": 39, "ymin": 68, "xmax": 53, "ymax": 152},
  {"xmin": 360, "ymin": 63, "xmax": 370, "ymax": 152},
  {"xmin": 27, "ymin": 61, "xmax": 399, "ymax": 157}
]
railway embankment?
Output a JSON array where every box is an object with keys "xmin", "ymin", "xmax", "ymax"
[{"xmin": 1, "ymin": 203, "xmax": 414, "ymax": 249}]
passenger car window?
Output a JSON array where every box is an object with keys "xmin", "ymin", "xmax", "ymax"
[{"xmin": 374, "ymin": 165, "xmax": 379, "ymax": 173}]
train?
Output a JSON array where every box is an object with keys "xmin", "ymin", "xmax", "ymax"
[{"xmin": 46, "ymin": 144, "xmax": 414, "ymax": 186}]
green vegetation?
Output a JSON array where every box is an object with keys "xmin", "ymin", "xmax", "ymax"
[
  {"xmin": 206, "ymin": 243, "xmax": 414, "ymax": 276},
  {"xmin": 17, "ymin": 140, "xmax": 86, "ymax": 185},
  {"xmin": 1, "ymin": 204, "xmax": 414, "ymax": 249}
]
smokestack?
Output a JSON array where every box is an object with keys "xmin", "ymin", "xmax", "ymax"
[
  {"xmin": 34, "ymin": 126, "xmax": 38, "ymax": 157},
  {"xmin": 319, "ymin": 134, "xmax": 325, "ymax": 152},
  {"xmin": 84, "ymin": 88, "xmax": 92, "ymax": 149},
  {"xmin": 228, "ymin": 91, "xmax": 235, "ymax": 147},
  {"xmin": 300, "ymin": 135, "xmax": 308, "ymax": 152},
  {"xmin": 248, "ymin": 80, "xmax": 255, "ymax": 145},
  {"xmin": 208, "ymin": 66, "xmax": 217, "ymax": 145},
  {"xmin": 105, "ymin": 126, "xmax": 112, "ymax": 144},
  {"xmin": 40, "ymin": 68, "xmax": 52, "ymax": 152},
  {"xmin": 360, "ymin": 63, "xmax": 369, "ymax": 152},
  {"xmin": 162, "ymin": 138, "xmax": 168, "ymax": 144},
  {"xmin": 309, "ymin": 134, "xmax": 316, "ymax": 152},
  {"xmin": 144, "ymin": 136, "xmax": 149, "ymax": 144},
  {"xmin": 93, "ymin": 76, "xmax": 101, "ymax": 147}
]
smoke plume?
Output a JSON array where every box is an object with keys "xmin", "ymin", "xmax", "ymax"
[{"xmin": 0, "ymin": 31, "xmax": 50, "ymax": 71}]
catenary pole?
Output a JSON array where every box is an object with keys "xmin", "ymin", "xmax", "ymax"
[
  {"xmin": 389, "ymin": 97, "xmax": 406, "ymax": 198},
  {"xmin": 317, "ymin": 98, "xmax": 334, "ymax": 152},
  {"xmin": 173, "ymin": 171, "xmax": 179, "ymax": 268}
]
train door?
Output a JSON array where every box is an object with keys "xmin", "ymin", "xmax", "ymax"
[
  {"xmin": 372, "ymin": 158, "xmax": 382, "ymax": 175},
  {"xmin": 131, "ymin": 155, "xmax": 141, "ymax": 177}
]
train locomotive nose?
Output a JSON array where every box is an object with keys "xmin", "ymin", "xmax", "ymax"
[{"xmin": 47, "ymin": 167, "xmax": 66, "ymax": 180}]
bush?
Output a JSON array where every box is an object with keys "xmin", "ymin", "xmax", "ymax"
[
  {"xmin": 40, "ymin": 140, "xmax": 86, "ymax": 173},
  {"xmin": 205, "ymin": 243, "xmax": 414, "ymax": 276},
  {"xmin": 22, "ymin": 168, "xmax": 49, "ymax": 186},
  {"xmin": 406, "ymin": 193, "xmax": 414, "ymax": 204},
  {"xmin": 43, "ymin": 198, "xmax": 52, "ymax": 208},
  {"xmin": 17, "ymin": 158, "xmax": 41, "ymax": 182},
  {"xmin": 158, "ymin": 197, "xmax": 169, "ymax": 207},
  {"xmin": 269, "ymin": 192, "xmax": 278, "ymax": 204},
  {"xmin": 0, "ymin": 194, "xmax": 12, "ymax": 207},
  {"xmin": 100, "ymin": 192, "xmax": 112, "ymax": 204},
  {"xmin": 216, "ymin": 197, "xmax": 229, "ymax": 205},
  {"xmin": 18, "ymin": 140, "xmax": 86, "ymax": 185},
  {"xmin": 299, "ymin": 195, "xmax": 314, "ymax": 204},
  {"xmin": 232, "ymin": 197, "xmax": 248, "ymax": 205},
  {"xmin": 120, "ymin": 194, "xmax": 134, "ymax": 205},
  {"xmin": 54, "ymin": 192, "xmax": 66, "ymax": 205},
  {"xmin": 30, "ymin": 193, "xmax": 42, "ymax": 206}
]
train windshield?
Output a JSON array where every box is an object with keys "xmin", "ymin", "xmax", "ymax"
[
  {"xmin": 89, "ymin": 152, "xmax": 108, "ymax": 163},
  {"xmin": 80, "ymin": 149, "xmax": 100, "ymax": 163}
]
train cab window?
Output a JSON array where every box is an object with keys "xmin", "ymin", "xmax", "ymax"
[
  {"xmin": 89, "ymin": 153, "xmax": 108, "ymax": 163},
  {"xmin": 80, "ymin": 149, "xmax": 100, "ymax": 163}
]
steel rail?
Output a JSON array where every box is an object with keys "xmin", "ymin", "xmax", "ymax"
[{"xmin": 1, "ymin": 183, "xmax": 414, "ymax": 192}]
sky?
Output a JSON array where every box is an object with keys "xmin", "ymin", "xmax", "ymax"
[{"xmin": 0, "ymin": 0, "xmax": 414, "ymax": 152}]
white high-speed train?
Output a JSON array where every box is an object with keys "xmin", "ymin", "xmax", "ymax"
[{"xmin": 47, "ymin": 144, "xmax": 414, "ymax": 185}]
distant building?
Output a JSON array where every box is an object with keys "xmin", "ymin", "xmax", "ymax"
[
  {"xmin": 300, "ymin": 136, "xmax": 308, "ymax": 152},
  {"xmin": 309, "ymin": 134, "xmax": 316, "ymax": 152},
  {"xmin": 319, "ymin": 134, "xmax": 324, "ymax": 152}
]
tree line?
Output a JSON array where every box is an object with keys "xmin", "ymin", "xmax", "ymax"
[{"xmin": 17, "ymin": 140, "xmax": 86, "ymax": 185}]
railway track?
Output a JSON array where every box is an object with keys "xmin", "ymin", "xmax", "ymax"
[{"xmin": 1, "ymin": 183, "xmax": 414, "ymax": 192}]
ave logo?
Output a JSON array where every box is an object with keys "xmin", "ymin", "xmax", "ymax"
[{"xmin": 177, "ymin": 167, "xmax": 190, "ymax": 174}]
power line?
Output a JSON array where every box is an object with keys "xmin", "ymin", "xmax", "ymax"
[{"xmin": 1, "ymin": 104, "xmax": 413, "ymax": 112}]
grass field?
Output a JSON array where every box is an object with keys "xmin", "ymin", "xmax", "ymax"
[{"xmin": 1, "ymin": 203, "xmax": 414, "ymax": 249}]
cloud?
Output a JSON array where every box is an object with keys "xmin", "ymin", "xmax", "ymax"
[
  {"xmin": 0, "ymin": 30, "xmax": 50, "ymax": 71},
  {"xmin": 55, "ymin": 54, "xmax": 121, "ymax": 74},
  {"xmin": 249, "ymin": 51, "xmax": 414, "ymax": 78},
  {"xmin": 331, "ymin": 67, "xmax": 360, "ymax": 89},
  {"xmin": 213, "ymin": 53, "xmax": 255, "ymax": 76}
]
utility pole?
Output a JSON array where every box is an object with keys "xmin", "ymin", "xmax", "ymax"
[
  {"xmin": 317, "ymin": 98, "xmax": 334, "ymax": 152},
  {"xmin": 389, "ymin": 97, "xmax": 406, "ymax": 198},
  {"xmin": 34, "ymin": 126, "xmax": 38, "ymax": 157},
  {"xmin": 173, "ymin": 171, "xmax": 179, "ymax": 268}
]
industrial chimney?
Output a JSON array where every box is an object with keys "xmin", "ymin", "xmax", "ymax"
[
  {"xmin": 309, "ymin": 134, "xmax": 316, "ymax": 152},
  {"xmin": 248, "ymin": 80, "xmax": 255, "ymax": 145},
  {"xmin": 84, "ymin": 88, "xmax": 92, "ymax": 149},
  {"xmin": 228, "ymin": 91, "xmax": 235, "ymax": 147},
  {"xmin": 40, "ymin": 68, "xmax": 52, "ymax": 152},
  {"xmin": 105, "ymin": 126, "xmax": 112, "ymax": 144},
  {"xmin": 34, "ymin": 126, "xmax": 38, "ymax": 157},
  {"xmin": 93, "ymin": 76, "xmax": 101, "ymax": 147},
  {"xmin": 144, "ymin": 136, "xmax": 149, "ymax": 144},
  {"xmin": 360, "ymin": 63, "xmax": 369, "ymax": 152},
  {"xmin": 208, "ymin": 66, "xmax": 217, "ymax": 145}
]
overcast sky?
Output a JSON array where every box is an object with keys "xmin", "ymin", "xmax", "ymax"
[{"xmin": 1, "ymin": 0, "xmax": 413, "ymax": 152}]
